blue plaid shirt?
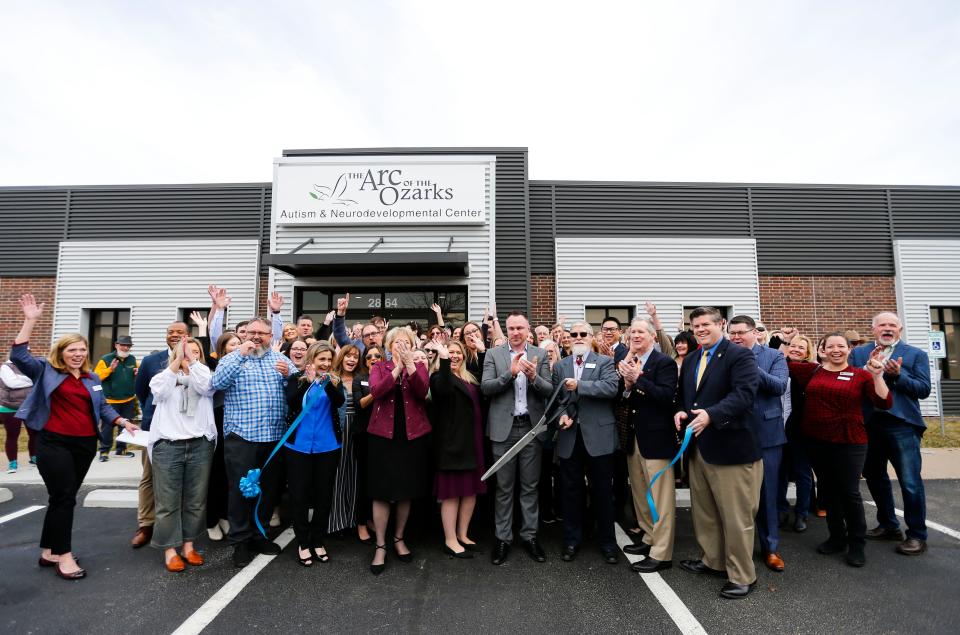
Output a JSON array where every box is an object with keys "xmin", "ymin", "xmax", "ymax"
[{"xmin": 212, "ymin": 350, "xmax": 293, "ymax": 442}]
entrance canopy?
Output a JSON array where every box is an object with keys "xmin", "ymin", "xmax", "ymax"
[{"xmin": 263, "ymin": 251, "xmax": 470, "ymax": 277}]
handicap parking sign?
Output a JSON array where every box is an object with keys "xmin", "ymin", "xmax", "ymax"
[{"xmin": 928, "ymin": 331, "xmax": 946, "ymax": 359}]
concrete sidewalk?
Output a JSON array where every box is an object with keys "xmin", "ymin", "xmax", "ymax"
[{"xmin": 1, "ymin": 448, "xmax": 143, "ymax": 487}]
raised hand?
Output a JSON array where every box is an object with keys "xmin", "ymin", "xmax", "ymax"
[
  {"xmin": 215, "ymin": 287, "xmax": 231, "ymax": 310},
  {"xmin": 596, "ymin": 339, "xmax": 614, "ymax": 357},
  {"xmin": 431, "ymin": 303, "xmax": 442, "ymax": 316},
  {"xmin": 336, "ymin": 293, "xmax": 350, "ymax": 316},
  {"xmin": 269, "ymin": 291, "xmax": 284, "ymax": 314},
  {"xmin": 271, "ymin": 339, "xmax": 282, "ymax": 353},
  {"xmin": 110, "ymin": 358, "xmax": 121, "ymax": 370},
  {"xmin": 207, "ymin": 284, "xmax": 219, "ymax": 302},
  {"xmin": 238, "ymin": 341, "xmax": 257, "ymax": 357},
  {"xmin": 19, "ymin": 294, "xmax": 44, "ymax": 320},
  {"xmin": 468, "ymin": 331, "xmax": 486, "ymax": 353},
  {"xmin": 645, "ymin": 301, "xmax": 662, "ymax": 329},
  {"xmin": 780, "ymin": 327, "xmax": 798, "ymax": 343},
  {"xmin": 511, "ymin": 352, "xmax": 523, "ymax": 377}
]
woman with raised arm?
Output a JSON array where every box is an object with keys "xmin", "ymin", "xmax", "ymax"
[
  {"xmin": 148, "ymin": 337, "xmax": 217, "ymax": 572},
  {"xmin": 458, "ymin": 321, "xmax": 487, "ymax": 378},
  {"xmin": 366, "ymin": 327, "xmax": 431, "ymax": 575},
  {"xmin": 430, "ymin": 340, "xmax": 486, "ymax": 558},
  {"xmin": 10, "ymin": 294, "xmax": 138, "ymax": 580}
]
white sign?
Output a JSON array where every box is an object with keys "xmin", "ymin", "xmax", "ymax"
[
  {"xmin": 273, "ymin": 156, "xmax": 489, "ymax": 225},
  {"xmin": 928, "ymin": 330, "xmax": 946, "ymax": 359}
]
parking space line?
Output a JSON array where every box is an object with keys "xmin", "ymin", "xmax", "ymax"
[
  {"xmin": 172, "ymin": 528, "xmax": 295, "ymax": 635},
  {"xmin": 0, "ymin": 505, "xmax": 45, "ymax": 525},
  {"xmin": 864, "ymin": 500, "xmax": 960, "ymax": 541},
  {"xmin": 615, "ymin": 524, "xmax": 708, "ymax": 635}
]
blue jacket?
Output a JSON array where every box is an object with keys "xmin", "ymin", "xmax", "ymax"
[
  {"xmin": 750, "ymin": 344, "xmax": 788, "ymax": 448},
  {"xmin": 11, "ymin": 342, "xmax": 121, "ymax": 433},
  {"xmin": 850, "ymin": 341, "xmax": 930, "ymax": 429},
  {"xmin": 677, "ymin": 338, "xmax": 760, "ymax": 465},
  {"xmin": 136, "ymin": 349, "xmax": 170, "ymax": 432}
]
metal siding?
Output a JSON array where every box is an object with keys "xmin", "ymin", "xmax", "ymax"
[
  {"xmin": 752, "ymin": 188, "xmax": 893, "ymax": 274},
  {"xmin": 492, "ymin": 152, "xmax": 529, "ymax": 313},
  {"xmin": 529, "ymin": 183, "xmax": 555, "ymax": 274},
  {"xmin": 53, "ymin": 239, "xmax": 260, "ymax": 357},
  {"xmin": 893, "ymin": 239, "xmax": 960, "ymax": 416},
  {"xmin": 941, "ymin": 381, "xmax": 960, "ymax": 415},
  {"xmin": 269, "ymin": 161, "xmax": 496, "ymax": 325},
  {"xmin": 0, "ymin": 190, "xmax": 68, "ymax": 275},
  {"xmin": 555, "ymin": 237, "xmax": 761, "ymax": 332},
  {"xmin": 891, "ymin": 189, "xmax": 960, "ymax": 237}
]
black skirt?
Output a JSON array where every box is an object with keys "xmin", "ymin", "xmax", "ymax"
[{"xmin": 366, "ymin": 382, "xmax": 430, "ymax": 502}]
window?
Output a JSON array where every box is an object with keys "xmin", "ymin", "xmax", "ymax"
[
  {"xmin": 585, "ymin": 306, "xmax": 634, "ymax": 331},
  {"xmin": 88, "ymin": 309, "xmax": 130, "ymax": 362},
  {"xmin": 930, "ymin": 307, "xmax": 959, "ymax": 380},
  {"xmin": 179, "ymin": 308, "xmax": 212, "ymax": 338},
  {"xmin": 296, "ymin": 287, "xmax": 468, "ymax": 332},
  {"xmin": 681, "ymin": 305, "xmax": 732, "ymax": 330}
]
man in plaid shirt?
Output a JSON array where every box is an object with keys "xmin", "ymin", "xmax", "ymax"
[{"xmin": 212, "ymin": 316, "xmax": 295, "ymax": 567}]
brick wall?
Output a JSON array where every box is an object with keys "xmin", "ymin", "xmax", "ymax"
[
  {"xmin": 257, "ymin": 275, "xmax": 268, "ymax": 321},
  {"xmin": 0, "ymin": 277, "xmax": 57, "ymax": 359},
  {"xmin": 759, "ymin": 275, "xmax": 897, "ymax": 340},
  {"xmin": 530, "ymin": 273, "xmax": 556, "ymax": 327}
]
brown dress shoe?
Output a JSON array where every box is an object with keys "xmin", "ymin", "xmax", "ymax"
[
  {"xmin": 131, "ymin": 526, "xmax": 153, "ymax": 549},
  {"xmin": 165, "ymin": 554, "xmax": 186, "ymax": 572},
  {"xmin": 183, "ymin": 550, "xmax": 205, "ymax": 566},
  {"xmin": 896, "ymin": 538, "xmax": 927, "ymax": 555},
  {"xmin": 764, "ymin": 552, "xmax": 785, "ymax": 572}
]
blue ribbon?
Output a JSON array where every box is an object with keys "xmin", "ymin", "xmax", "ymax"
[
  {"xmin": 239, "ymin": 379, "xmax": 321, "ymax": 538},
  {"xmin": 646, "ymin": 426, "xmax": 694, "ymax": 524}
]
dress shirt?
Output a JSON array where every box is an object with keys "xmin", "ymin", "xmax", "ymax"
[
  {"xmin": 510, "ymin": 344, "xmax": 529, "ymax": 417},
  {"xmin": 211, "ymin": 349, "xmax": 292, "ymax": 442}
]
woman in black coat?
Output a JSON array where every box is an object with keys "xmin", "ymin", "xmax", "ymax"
[
  {"xmin": 351, "ymin": 344, "xmax": 383, "ymax": 544},
  {"xmin": 429, "ymin": 340, "xmax": 486, "ymax": 559}
]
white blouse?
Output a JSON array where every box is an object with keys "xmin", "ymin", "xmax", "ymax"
[{"xmin": 147, "ymin": 363, "xmax": 217, "ymax": 460}]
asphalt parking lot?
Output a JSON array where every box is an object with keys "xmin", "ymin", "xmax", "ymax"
[{"xmin": 1, "ymin": 481, "xmax": 958, "ymax": 635}]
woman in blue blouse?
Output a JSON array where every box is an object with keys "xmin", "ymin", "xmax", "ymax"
[{"xmin": 284, "ymin": 343, "xmax": 345, "ymax": 566}]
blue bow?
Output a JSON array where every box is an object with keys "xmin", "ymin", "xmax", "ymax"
[
  {"xmin": 647, "ymin": 426, "xmax": 694, "ymax": 524},
  {"xmin": 239, "ymin": 468, "xmax": 262, "ymax": 498}
]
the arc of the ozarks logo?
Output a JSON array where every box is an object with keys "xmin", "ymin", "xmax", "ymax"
[{"xmin": 308, "ymin": 173, "xmax": 357, "ymax": 205}]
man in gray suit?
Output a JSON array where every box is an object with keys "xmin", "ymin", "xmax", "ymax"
[
  {"xmin": 553, "ymin": 321, "xmax": 621, "ymax": 564},
  {"xmin": 481, "ymin": 311, "xmax": 554, "ymax": 565}
]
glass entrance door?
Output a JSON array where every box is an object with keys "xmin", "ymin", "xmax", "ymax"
[{"xmin": 296, "ymin": 287, "xmax": 468, "ymax": 331}]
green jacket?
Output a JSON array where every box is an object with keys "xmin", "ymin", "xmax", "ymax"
[{"xmin": 94, "ymin": 352, "xmax": 138, "ymax": 401}]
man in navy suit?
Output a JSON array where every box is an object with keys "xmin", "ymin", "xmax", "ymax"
[
  {"xmin": 675, "ymin": 307, "xmax": 760, "ymax": 600},
  {"xmin": 618, "ymin": 318, "xmax": 680, "ymax": 573},
  {"xmin": 850, "ymin": 312, "xmax": 932, "ymax": 556},
  {"xmin": 728, "ymin": 315, "xmax": 788, "ymax": 572},
  {"xmin": 130, "ymin": 321, "xmax": 189, "ymax": 548}
]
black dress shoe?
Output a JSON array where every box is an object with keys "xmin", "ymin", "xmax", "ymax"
[
  {"xmin": 680, "ymin": 559, "xmax": 727, "ymax": 577},
  {"xmin": 55, "ymin": 564, "xmax": 86, "ymax": 580},
  {"xmin": 632, "ymin": 557, "xmax": 673, "ymax": 573},
  {"xmin": 865, "ymin": 526, "xmax": 904, "ymax": 541},
  {"xmin": 623, "ymin": 543, "xmax": 651, "ymax": 556},
  {"xmin": 522, "ymin": 539, "xmax": 546, "ymax": 563},
  {"xmin": 443, "ymin": 544, "xmax": 474, "ymax": 559},
  {"xmin": 250, "ymin": 538, "xmax": 282, "ymax": 556},
  {"xmin": 719, "ymin": 580, "xmax": 755, "ymax": 599},
  {"xmin": 233, "ymin": 542, "xmax": 253, "ymax": 568},
  {"xmin": 491, "ymin": 540, "xmax": 510, "ymax": 566},
  {"xmin": 817, "ymin": 539, "xmax": 847, "ymax": 555},
  {"xmin": 601, "ymin": 549, "xmax": 619, "ymax": 565},
  {"xmin": 561, "ymin": 545, "xmax": 578, "ymax": 562}
]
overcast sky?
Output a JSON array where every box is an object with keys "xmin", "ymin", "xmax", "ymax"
[{"xmin": 2, "ymin": 1, "xmax": 958, "ymax": 187}]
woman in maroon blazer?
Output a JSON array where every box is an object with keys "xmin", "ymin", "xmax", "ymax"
[{"xmin": 365, "ymin": 326, "xmax": 431, "ymax": 575}]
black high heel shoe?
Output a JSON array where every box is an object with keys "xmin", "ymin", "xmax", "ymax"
[
  {"xmin": 443, "ymin": 544, "xmax": 474, "ymax": 559},
  {"xmin": 295, "ymin": 546, "xmax": 313, "ymax": 567},
  {"xmin": 458, "ymin": 540, "xmax": 482, "ymax": 553},
  {"xmin": 393, "ymin": 536, "xmax": 413, "ymax": 563},
  {"xmin": 311, "ymin": 545, "xmax": 330, "ymax": 563},
  {"xmin": 370, "ymin": 544, "xmax": 386, "ymax": 575}
]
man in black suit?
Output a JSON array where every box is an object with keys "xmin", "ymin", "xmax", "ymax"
[
  {"xmin": 618, "ymin": 319, "xmax": 680, "ymax": 573},
  {"xmin": 674, "ymin": 307, "xmax": 760, "ymax": 600}
]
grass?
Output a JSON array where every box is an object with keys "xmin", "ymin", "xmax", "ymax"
[{"xmin": 920, "ymin": 417, "xmax": 960, "ymax": 448}]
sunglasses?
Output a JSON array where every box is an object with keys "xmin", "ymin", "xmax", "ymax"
[
  {"xmin": 365, "ymin": 353, "xmax": 383, "ymax": 360},
  {"xmin": 570, "ymin": 331, "xmax": 590, "ymax": 338}
]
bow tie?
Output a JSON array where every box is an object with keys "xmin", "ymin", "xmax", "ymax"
[{"xmin": 576, "ymin": 356, "xmax": 583, "ymax": 366}]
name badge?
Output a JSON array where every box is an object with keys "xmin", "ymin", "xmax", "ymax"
[
  {"xmin": 585, "ymin": 363, "xmax": 597, "ymax": 369},
  {"xmin": 839, "ymin": 371, "xmax": 855, "ymax": 377},
  {"xmin": 360, "ymin": 380, "xmax": 369, "ymax": 387},
  {"xmin": 92, "ymin": 385, "xmax": 103, "ymax": 391},
  {"xmin": 837, "ymin": 376, "xmax": 852, "ymax": 381}
]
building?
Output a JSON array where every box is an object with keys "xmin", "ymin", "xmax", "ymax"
[{"xmin": 1, "ymin": 147, "xmax": 958, "ymax": 414}]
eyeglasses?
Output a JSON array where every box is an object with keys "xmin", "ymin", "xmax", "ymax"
[
  {"xmin": 246, "ymin": 330, "xmax": 271, "ymax": 337},
  {"xmin": 291, "ymin": 347, "xmax": 308, "ymax": 352},
  {"xmin": 727, "ymin": 330, "xmax": 752, "ymax": 337},
  {"xmin": 600, "ymin": 326, "xmax": 620, "ymax": 332},
  {"xmin": 756, "ymin": 326, "xmax": 767, "ymax": 332},
  {"xmin": 365, "ymin": 353, "xmax": 383, "ymax": 360},
  {"xmin": 570, "ymin": 331, "xmax": 590, "ymax": 338}
]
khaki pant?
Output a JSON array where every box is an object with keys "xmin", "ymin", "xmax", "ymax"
[
  {"xmin": 626, "ymin": 439, "xmax": 676, "ymax": 561},
  {"xmin": 688, "ymin": 446, "xmax": 762, "ymax": 585},
  {"xmin": 138, "ymin": 449, "xmax": 155, "ymax": 527}
]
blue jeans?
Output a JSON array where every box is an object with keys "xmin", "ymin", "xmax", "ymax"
[
  {"xmin": 99, "ymin": 400, "xmax": 136, "ymax": 454},
  {"xmin": 778, "ymin": 437, "xmax": 814, "ymax": 519},
  {"xmin": 151, "ymin": 437, "xmax": 215, "ymax": 548},
  {"xmin": 863, "ymin": 414, "xmax": 927, "ymax": 541}
]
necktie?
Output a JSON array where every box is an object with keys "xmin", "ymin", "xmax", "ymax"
[{"xmin": 695, "ymin": 350, "xmax": 710, "ymax": 389}]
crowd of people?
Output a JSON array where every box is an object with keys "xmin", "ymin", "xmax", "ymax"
[{"xmin": 2, "ymin": 287, "xmax": 932, "ymax": 599}]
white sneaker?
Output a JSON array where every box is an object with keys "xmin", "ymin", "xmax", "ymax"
[
  {"xmin": 207, "ymin": 524, "xmax": 224, "ymax": 541},
  {"xmin": 6, "ymin": 462, "xmax": 16, "ymax": 474},
  {"xmin": 218, "ymin": 518, "xmax": 230, "ymax": 534},
  {"xmin": 269, "ymin": 509, "xmax": 281, "ymax": 528}
]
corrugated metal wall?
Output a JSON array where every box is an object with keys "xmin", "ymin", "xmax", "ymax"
[
  {"xmin": 529, "ymin": 183, "xmax": 554, "ymax": 274},
  {"xmin": 0, "ymin": 189, "xmax": 68, "ymax": 275},
  {"xmin": 890, "ymin": 189, "xmax": 960, "ymax": 237},
  {"xmin": 893, "ymin": 239, "xmax": 960, "ymax": 416},
  {"xmin": 554, "ymin": 236, "xmax": 761, "ymax": 332},
  {"xmin": 54, "ymin": 239, "xmax": 260, "ymax": 357}
]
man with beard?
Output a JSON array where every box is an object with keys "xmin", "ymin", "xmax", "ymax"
[
  {"xmin": 850, "ymin": 312, "xmax": 932, "ymax": 556},
  {"xmin": 212, "ymin": 316, "xmax": 294, "ymax": 567},
  {"xmin": 552, "ymin": 322, "xmax": 620, "ymax": 565},
  {"xmin": 481, "ymin": 311, "xmax": 553, "ymax": 565},
  {"xmin": 131, "ymin": 322, "xmax": 190, "ymax": 548}
]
